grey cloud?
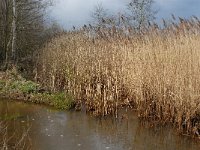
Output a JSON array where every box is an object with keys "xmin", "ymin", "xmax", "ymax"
[{"xmin": 50, "ymin": 0, "xmax": 200, "ymax": 29}]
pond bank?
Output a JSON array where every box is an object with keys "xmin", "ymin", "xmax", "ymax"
[{"xmin": 0, "ymin": 70, "xmax": 200, "ymax": 140}]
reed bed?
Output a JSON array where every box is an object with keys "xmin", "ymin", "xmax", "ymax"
[{"xmin": 37, "ymin": 17, "xmax": 200, "ymax": 137}]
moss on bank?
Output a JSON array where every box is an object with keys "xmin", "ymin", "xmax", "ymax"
[{"xmin": 0, "ymin": 70, "xmax": 75, "ymax": 110}]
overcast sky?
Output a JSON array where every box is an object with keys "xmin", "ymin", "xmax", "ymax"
[{"xmin": 50, "ymin": 0, "xmax": 200, "ymax": 29}]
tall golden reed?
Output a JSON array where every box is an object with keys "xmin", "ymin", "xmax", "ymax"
[{"xmin": 37, "ymin": 17, "xmax": 200, "ymax": 137}]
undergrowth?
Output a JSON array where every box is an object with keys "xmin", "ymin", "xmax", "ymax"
[{"xmin": 0, "ymin": 70, "xmax": 75, "ymax": 110}]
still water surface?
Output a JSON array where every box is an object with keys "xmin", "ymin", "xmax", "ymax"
[{"xmin": 0, "ymin": 99, "xmax": 199, "ymax": 150}]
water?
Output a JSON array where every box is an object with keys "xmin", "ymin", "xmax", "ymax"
[{"xmin": 0, "ymin": 99, "xmax": 199, "ymax": 150}]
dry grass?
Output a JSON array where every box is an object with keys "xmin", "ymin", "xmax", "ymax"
[{"xmin": 37, "ymin": 17, "xmax": 200, "ymax": 137}]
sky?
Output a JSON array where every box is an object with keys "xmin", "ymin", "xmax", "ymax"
[{"xmin": 50, "ymin": 0, "xmax": 200, "ymax": 29}]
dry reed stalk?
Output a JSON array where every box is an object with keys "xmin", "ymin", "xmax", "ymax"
[{"xmin": 37, "ymin": 18, "xmax": 200, "ymax": 138}]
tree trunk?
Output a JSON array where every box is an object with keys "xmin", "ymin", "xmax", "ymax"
[{"xmin": 11, "ymin": 0, "xmax": 16, "ymax": 64}]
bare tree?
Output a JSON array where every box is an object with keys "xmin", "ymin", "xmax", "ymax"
[
  {"xmin": 90, "ymin": 3, "xmax": 109, "ymax": 27},
  {"xmin": 127, "ymin": 0, "xmax": 157, "ymax": 30},
  {"xmin": 0, "ymin": 0, "xmax": 53, "ymax": 70},
  {"xmin": 0, "ymin": 0, "xmax": 11, "ymax": 66},
  {"xmin": 91, "ymin": 3, "xmax": 123, "ymax": 27},
  {"xmin": 11, "ymin": 0, "xmax": 17, "ymax": 64},
  {"xmin": 90, "ymin": 0, "xmax": 157, "ymax": 35}
]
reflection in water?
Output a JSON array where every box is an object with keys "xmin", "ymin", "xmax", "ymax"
[{"xmin": 0, "ymin": 99, "xmax": 199, "ymax": 150}]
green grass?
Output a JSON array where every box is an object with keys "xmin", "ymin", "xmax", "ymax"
[
  {"xmin": 0, "ymin": 72, "xmax": 75, "ymax": 110},
  {"xmin": 31, "ymin": 92, "xmax": 75, "ymax": 110},
  {"xmin": 51, "ymin": 92, "xmax": 75, "ymax": 109},
  {"xmin": 9, "ymin": 80, "xmax": 38, "ymax": 94}
]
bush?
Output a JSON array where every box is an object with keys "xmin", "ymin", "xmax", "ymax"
[
  {"xmin": 51, "ymin": 92, "xmax": 75, "ymax": 110},
  {"xmin": 20, "ymin": 81, "xmax": 38, "ymax": 94},
  {"xmin": 0, "ymin": 80, "xmax": 6, "ymax": 90},
  {"xmin": 31, "ymin": 92, "xmax": 75, "ymax": 110},
  {"xmin": 9, "ymin": 80, "xmax": 39, "ymax": 94}
]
